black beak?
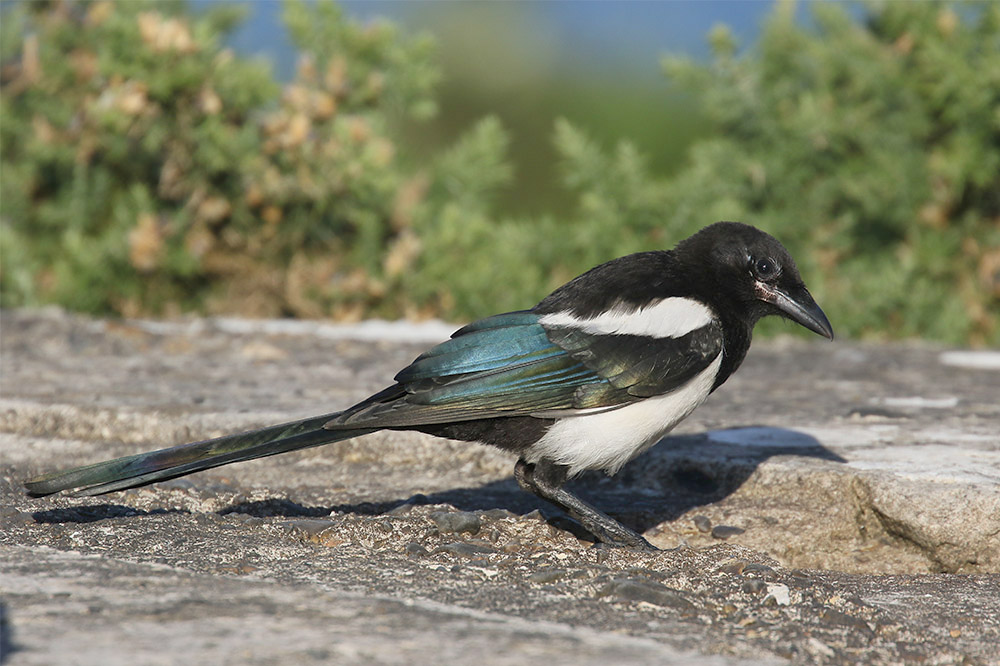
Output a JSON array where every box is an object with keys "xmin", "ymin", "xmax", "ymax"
[{"xmin": 756, "ymin": 282, "xmax": 834, "ymax": 340}]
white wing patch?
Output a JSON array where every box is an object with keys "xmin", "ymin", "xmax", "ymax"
[
  {"xmin": 525, "ymin": 351, "xmax": 723, "ymax": 476},
  {"xmin": 539, "ymin": 297, "xmax": 715, "ymax": 339}
]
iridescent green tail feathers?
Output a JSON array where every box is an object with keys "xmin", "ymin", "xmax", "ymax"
[{"xmin": 24, "ymin": 413, "xmax": 372, "ymax": 498}]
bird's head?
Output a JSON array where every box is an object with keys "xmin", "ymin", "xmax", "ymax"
[{"xmin": 678, "ymin": 222, "xmax": 834, "ymax": 339}]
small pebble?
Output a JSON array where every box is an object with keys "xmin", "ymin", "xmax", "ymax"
[
  {"xmin": 404, "ymin": 541, "xmax": 429, "ymax": 557},
  {"xmin": 430, "ymin": 511, "xmax": 481, "ymax": 535},
  {"xmin": 692, "ymin": 515, "xmax": 712, "ymax": 533},
  {"xmin": 711, "ymin": 525, "xmax": 745, "ymax": 539}
]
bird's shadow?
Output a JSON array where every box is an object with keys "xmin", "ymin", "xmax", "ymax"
[
  {"xmin": 582, "ymin": 425, "xmax": 846, "ymax": 533},
  {"xmin": 30, "ymin": 504, "xmax": 188, "ymax": 524},
  {"xmin": 32, "ymin": 426, "xmax": 844, "ymax": 536}
]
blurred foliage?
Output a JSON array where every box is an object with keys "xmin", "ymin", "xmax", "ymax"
[
  {"xmin": 1, "ymin": 0, "xmax": 443, "ymax": 319},
  {"xmin": 1, "ymin": 0, "xmax": 998, "ymax": 345}
]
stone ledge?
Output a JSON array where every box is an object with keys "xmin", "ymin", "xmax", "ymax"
[{"xmin": 2, "ymin": 308, "xmax": 999, "ymax": 664}]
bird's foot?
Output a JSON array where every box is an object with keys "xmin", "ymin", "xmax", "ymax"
[
  {"xmin": 579, "ymin": 517, "xmax": 658, "ymax": 551},
  {"xmin": 515, "ymin": 458, "xmax": 658, "ymax": 551}
]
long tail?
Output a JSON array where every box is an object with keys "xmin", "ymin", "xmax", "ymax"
[{"xmin": 24, "ymin": 412, "xmax": 375, "ymax": 498}]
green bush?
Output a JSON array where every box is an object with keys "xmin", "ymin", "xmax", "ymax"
[
  {"xmin": 2, "ymin": 1, "xmax": 997, "ymax": 345},
  {"xmin": 1, "ymin": 0, "xmax": 445, "ymax": 319},
  {"xmin": 660, "ymin": 1, "xmax": 1000, "ymax": 344},
  {"xmin": 2, "ymin": 0, "xmax": 277, "ymax": 315}
]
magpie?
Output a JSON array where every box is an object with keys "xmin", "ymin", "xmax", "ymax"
[{"xmin": 25, "ymin": 222, "xmax": 833, "ymax": 549}]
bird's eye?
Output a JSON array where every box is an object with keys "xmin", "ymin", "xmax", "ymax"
[{"xmin": 753, "ymin": 257, "xmax": 779, "ymax": 280}]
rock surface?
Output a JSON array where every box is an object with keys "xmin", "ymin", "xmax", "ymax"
[{"xmin": 1, "ymin": 308, "xmax": 998, "ymax": 665}]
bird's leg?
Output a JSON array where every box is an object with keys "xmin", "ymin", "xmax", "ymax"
[{"xmin": 514, "ymin": 459, "xmax": 656, "ymax": 551}]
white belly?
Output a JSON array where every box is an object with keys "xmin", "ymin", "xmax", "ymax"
[{"xmin": 525, "ymin": 352, "xmax": 723, "ymax": 476}]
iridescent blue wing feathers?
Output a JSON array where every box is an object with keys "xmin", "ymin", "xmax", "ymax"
[{"xmin": 328, "ymin": 311, "xmax": 723, "ymax": 427}]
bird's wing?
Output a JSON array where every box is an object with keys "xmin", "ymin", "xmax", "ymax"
[{"xmin": 328, "ymin": 310, "xmax": 723, "ymax": 429}]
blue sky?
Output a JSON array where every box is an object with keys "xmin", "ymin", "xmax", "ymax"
[{"xmin": 205, "ymin": 1, "xmax": 787, "ymax": 81}]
